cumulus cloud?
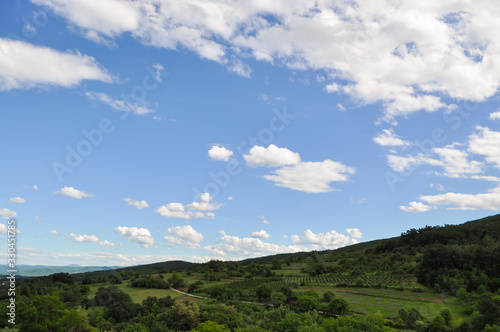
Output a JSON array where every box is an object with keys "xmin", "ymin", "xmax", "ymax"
[
  {"xmin": 33, "ymin": 1, "xmax": 500, "ymax": 120},
  {"xmin": 156, "ymin": 193, "xmax": 221, "ymax": 219},
  {"xmin": 164, "ymin": 225, "xmax": 204, "ymax": 248},
  {"xmin": 115, "ymin": 226, "xmax": 155, "ymax": 248},
  {"xmin": 291, "ymin": 229, "xmax": 359, "ymax": 249},
  {"xmin": 264, "ymin": 160, "xmax": 355, "ymax": 193},
  {"xmin": 244, "ymin": 144, "xmax": 301, "ymax": 168},
  {"xmin": 374, "ymin": 129, "xmax": 412, "ymax": 148},
  {"xmin": 251, "ymin": 230, "xmax": 270, "ymax": 239},
  {"xmin": 54, "ymin": 186, "xmax": 93, "ymax": 199},
  {"xmin": 468, "ymin": 126, "xmax": 500, "ymax": 169},
  {"xmin": 204, "ymin": 230, "xmax": 302, "ymax": 257},
  {"xmin": 0, "ymin": 38, "xmax": 111, "ymax": 91},
  {"xmin": 124, "ymin": 197, "xmax": 149, "ymax": 209},
  {"xmin": 490, "ymin": 111, "xmax": 500, "ymax": 120},
  {"xmin": 65, "ymin": 233, "xmax": 115, "ymax": 246},
  {"xmin": 345, "ymin": 228, "xmax": 362, "ymax": 239},
  {"xmin": 400, "ymin": 201, "xmax": 433, "ymax": 213},
  {"xmin": 419, "ymin": 185, "xmax": 500, "ymax": 210},
  {"xmin": 53, "ymin": 230, "xmax": 115, "ymax": 246},
  {"xmin": 0, "ymin": 208, "xmax": 17, "ymax": 219},
  {"xmin": 85, "ymin": 91, "xmax": 153, "ymax": 115},
  {"xmin": 10, "ymin": 197, "xmax": 25, "ymax": 204},
  {"xmin": 208, "ymin": 145, "xmax": 234, "ymax": 161},
  {"xmin": 387, "ymin": 146, "xmax": 483, "ymax": 179}
]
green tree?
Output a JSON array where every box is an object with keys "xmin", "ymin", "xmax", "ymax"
[
  {"xmin": 327, "ymin": 298, "xmax": 350, "ymax": 316},
  {"xmin": 191, "ymin": 321, "xmax": 231, "ymax": 332},
  {"xmin": 169, "ymin": 271, "xmax": 187, "ymax": 289},
  {"xmin": 272, "ymin": 259, "xmax": 282, "ymax": 270},
  {"xmin": 256, "ymin": 284, "xmax": 273, "ymax": 301},
  {"xmin": 296, "ymin": 295, "xmax": 319, "ymax": 311}
]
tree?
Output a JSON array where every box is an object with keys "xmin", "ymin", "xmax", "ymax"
[
  {"xmin": 296, "ymin": 295, "xmax": 319, "ymax": 311},
  {"xmin": 17, "ymin": 294, "xmax": 96, "ymax": 332},
  {"xmin": 190, "ymin": 321, "xmax": 230, "ymax": 332},
  {"xmin": 327, "ymin": 298, "xmax": 350, "ymax": 316},
  {"xmin": 169, "ymin": 271, "xmax": 187, "ymax": 289},
  {"xmin": 256, "ymin": 284, "xmax": 272, "ymax": 301},
  {"xmin": 322, "ymin": 290, "xmax": 335, "ymax": 303},
  {"xmin": 272, "ymin": 259, "xmax": 282, "ymax": 270},
  {"xmin": 439, "ymin": 309, "xmax": 452, "ymax": 326}
]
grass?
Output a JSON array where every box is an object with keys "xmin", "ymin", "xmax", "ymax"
[
  {"xmin": 88, "ymin": 283, "xmax": 206, "ymax": 304},
  {"xmin": 314, "ymin": 287, "xmax": 470, "ymax": 325}
]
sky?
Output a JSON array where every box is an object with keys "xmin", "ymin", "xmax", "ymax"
[{"xmin": 1, "ymin": 0, "xmax": 499, "ymax": 267}]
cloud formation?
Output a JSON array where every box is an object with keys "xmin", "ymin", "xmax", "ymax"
[
  {"xmin": 0, "ymin": 208, "xmax": 17, "ymax": 219},
  {"xmin": 0, "ymin": 38, "xmax": 111, "ymax": 91},
  {"xmin": 208, "ymin": 145, "xmax": 234, "ymax": 161},
  {"xmin": 10, "ymin": 197, "xmax": 25, "ymax": 204},
  {"xmin": 156, "ymin": 193, "xmax": 221, "ymax": 219},
  {"xmin": 86, "ymin": 92, "xmax": 153, "ymax": 115},
  {"xmin": 165, "ymin": 225, "xmax": 204, "ymax": 248},
  {"xmin": 115, "ymin": 226, "xmax": 155, "ymax": 248},
  {"xmin": 264, "ymin": 160, "xmax": 355, "ymax": 193},
  {"xmin": 244, "ymin": 144, "xmax": 301, "ymax": 167},
  {"xmin": 400, "ymin": 201, "xmax": 432, "ymax": 213},
  {"xmin": 124, "ymin": 197, "xmax": 149, "ymax": 210},
  {"xmin": 54, "ymin": 186, "xmax": 94, "ymax": 199},
  {"xmin": 33, "ymin": 0, "xmax": 500, "ymax": 120}
]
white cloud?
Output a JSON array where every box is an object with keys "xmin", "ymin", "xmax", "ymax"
[
  {"xmin": 33, "ymin": 185, "xmax": 38, "ymax": 190},
  {"xmin": 345, "ymin": 228, "xmax": 362, "ymax": 239},
  {"xmin": 430, "ymin": 183, "xmax": 445, "ymax": 191},
  {"xmin": 124, "ymin": 197, "xmax": 149, "ymax": 210},
  {"xmin": 54, "ymin": 231, "xmax": 115, "ymax": 247},
  {"xmin": 0, "ymin": 208, "xmax": 17, "ymax": 219},
  {"xmin": 374, "ymin": 129, "xmax": 412, "ymax": 148},
  {"xmin": 490, "ymin": 111, "xmax": 500, "ymax": 120},
  {"xmin": 264, "ymin": 160, "xmax": 355, "ymax": 193},
  {"xmin": 244, "ymin": 144, "xmax": 301, "ymax": 167},
  {"xmin": 228, "ymin": 58, "xmax": 252, "ymax": 78},
  {"xmin": 32, "ymin": 0, "xmax": 141, "ymax": 40},
  {"xmin": 419, "ymin": 185, "xmax": 500, "ymax": 210},
  {"xmin": 251, "ymin": 230, "xmax": 270, "ymax": 239},
  {"xmin": 64, "ymin": 231, "xmax": 115, "ymax": 247},
  {"xmin": 10, "ymin": 197, "xmax": 25, "ymax": 204},
  {"xmin": 400, "ymin": 201, "xmax": 432, "ymax": 213},
  {"xmin": 85, "ymin": 91, "xmax": 153, "ymax": 115},
  {"xmin": 54, "ymin": 186, "xmax": 93, "ymax": 199},
  {"xmin": 115, "ymin": 226, "xmax": 155, "ymax": 248},
  {"xmin": 9, "ymin": 247, "xmax": 206, "ymax": 266},
  {"xmin": 0, "ymin": 224, "xmax": 8, "ymax": 234},
  {"xmin": 34, "ymin": 1, "xmax": 500, "ymax": 120},
  {"xmin": 0, "ymin": 38, "xmax": 111, "ymax": 91},
  {"xmin": 468, "ymin": 126, "xmax": 500, "ymax": 169},
  {"xmin": 262, "ymin": 220, "xmax": 270, "ymax": 225},
  {"xmin": 208, "ymin": 145, "xmax": 234, "ymax": 161},
  {"xmin": 387, "ymin": 146, "xmax": 483, "ymax": 179},
  {"xmin": 291, "ymin": 229, "xmax": 359, "ymax": 249},
  {"xmin": 227, "ymin": 196, "xmax": 233, "ymax": 201},
  {"xmin": 156, "ymin": 193, "xmax": 221, "ymax": 219},
  {"xmin": 205, "ymin": 230, "xmax": 303, "ymax": 257},
  {"xmin": 164, "ymin": 225, "xmax": 204, "ymax": 248},
  {"xmin": 337, "ymin": 103, "xmax": 346, "ymax": 112}
]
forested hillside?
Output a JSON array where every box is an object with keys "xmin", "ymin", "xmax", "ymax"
[{"xmin": 1, "ymin": 215, "xmax": 499, "ymax": 331}]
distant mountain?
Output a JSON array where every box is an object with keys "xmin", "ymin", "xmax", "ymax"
[{"xmin": 0, "ymin": 265, "xmax": 118, "ymax": 277}]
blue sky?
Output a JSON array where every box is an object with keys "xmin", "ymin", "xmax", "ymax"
[{"xmin": 1, "ymin": 0, "xmax": 499, "ymax": 266}]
